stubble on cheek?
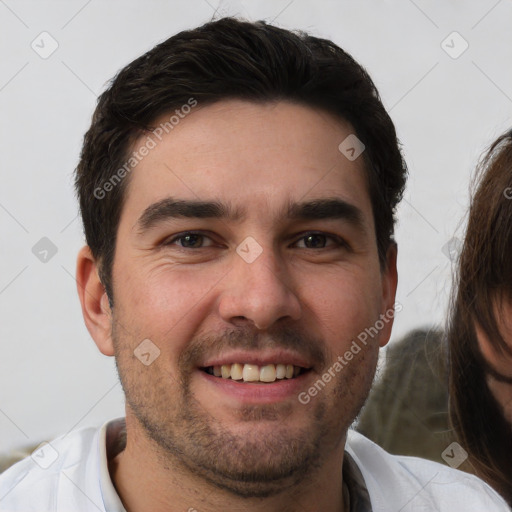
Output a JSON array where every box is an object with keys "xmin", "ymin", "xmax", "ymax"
[{"xmin": 320, "ymin": 341, "xmax": 379, "ymax": 437}]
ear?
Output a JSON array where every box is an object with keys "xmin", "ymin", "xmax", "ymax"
[
  {"xmin": 378, "ymin": 242, "xmax": 398, "ymax": 348},
  {"xmin": 76, "ymin": 245, "xmax": 114, "ymax": 356}
]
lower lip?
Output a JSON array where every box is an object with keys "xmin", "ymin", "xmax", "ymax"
[{"xmin": 197, "ymin": 370, "xmax": 310, "ymax": 404}]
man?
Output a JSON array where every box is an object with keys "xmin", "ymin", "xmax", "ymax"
[{"xmin": 0, "ymin": 17, "xmax": 509, "ymax": 512}]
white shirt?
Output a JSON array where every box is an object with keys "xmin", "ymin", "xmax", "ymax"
[{"xmin": 0, "ymin": 418, "xmax": 509, "ymax": 511}]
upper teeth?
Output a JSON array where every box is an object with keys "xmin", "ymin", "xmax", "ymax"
[{"xmin": 210, "ymin": 363, "xmax": 301, "ymax": 383}]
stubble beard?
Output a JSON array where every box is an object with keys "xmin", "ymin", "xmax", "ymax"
[{"xmin": 112, "ymin": 321, "xmax": 377, "ymax": 498}]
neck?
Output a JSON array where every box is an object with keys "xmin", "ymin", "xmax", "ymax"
[{"xmin": 109, "ymin": 416, "xmax": 347, "ymax": 512}]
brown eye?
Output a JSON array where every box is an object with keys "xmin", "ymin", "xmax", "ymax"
[
  {"xmin": 178, "ymin": 234, "xmax": 204, "ymax": 248},
  {"xmin": 165, "ymin": 232, "xmax": 215, "ymax": 249},
  {"xmin": 303, "ymin": 234, "xmax": 328, "ymax": 248},
  {"xmin": 294, "ymin": 232, "xmax": 347, "ymax": 250}
]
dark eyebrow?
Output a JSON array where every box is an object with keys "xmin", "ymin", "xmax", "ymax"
[
  {"xmin": 136, "ymin": 196, "xmax": 366, "ymax": 233},
  {"xmin": 286, "ymin": 198, "xmax": 366, "ymax": 230},
  {"xmin": 136, "ymin": 198, "xmax": 244, "ymax": 232}
]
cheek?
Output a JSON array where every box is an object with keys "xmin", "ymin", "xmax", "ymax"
[
  {"xmin": 303, "ymin": 269, "xmax": 384, "ymax": 350},
  {"xmin": 486, "ymin": 377, "xmax": 512, "ymax": 424},
  {"xmin": 113, "ymin": 262, "xmax": 226, "ymax": 349},
  {"xmin": 475, "ymin": 321, "xmax": 512, "ymax": 377}
]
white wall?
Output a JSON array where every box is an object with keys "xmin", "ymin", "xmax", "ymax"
[{"xmin": 1, "ymin": 0, "xmax": 511, "ymax": 454}]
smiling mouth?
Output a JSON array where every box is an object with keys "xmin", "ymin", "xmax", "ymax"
[{"xmin": 201, "ymin": 363, "xmax": 308, "ymax": 383}]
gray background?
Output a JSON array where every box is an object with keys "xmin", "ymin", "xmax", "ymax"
[{"xmin": 1, "ymin": 0, "xmax": 511, "ymax": 454}]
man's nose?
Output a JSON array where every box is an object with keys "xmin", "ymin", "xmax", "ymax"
[{"xmin": 217, "ymin": 247, "xmax": 302, "ymax": 330}]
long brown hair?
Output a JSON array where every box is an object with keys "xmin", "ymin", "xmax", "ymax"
[{"xmin": 447, "ymin": 130, "xmax": 512, "ymax": 505}]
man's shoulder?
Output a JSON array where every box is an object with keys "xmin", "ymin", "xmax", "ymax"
[
  {"xmin": 346, "ymin": 429, "xmax": 510, "ymax": 511},
  {"xmin": 0, "ymin": 425, "xmax": 102, "ymax": 511}
]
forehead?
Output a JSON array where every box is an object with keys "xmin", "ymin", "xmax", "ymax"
[{"xmin": 121, "ymin": 100, "xmax": 373, "ymax": 229}]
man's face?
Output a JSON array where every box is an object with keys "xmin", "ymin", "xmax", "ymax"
[{"xmin": 107, "ymin": 100, "xmax": 397, "ymax": 496}]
